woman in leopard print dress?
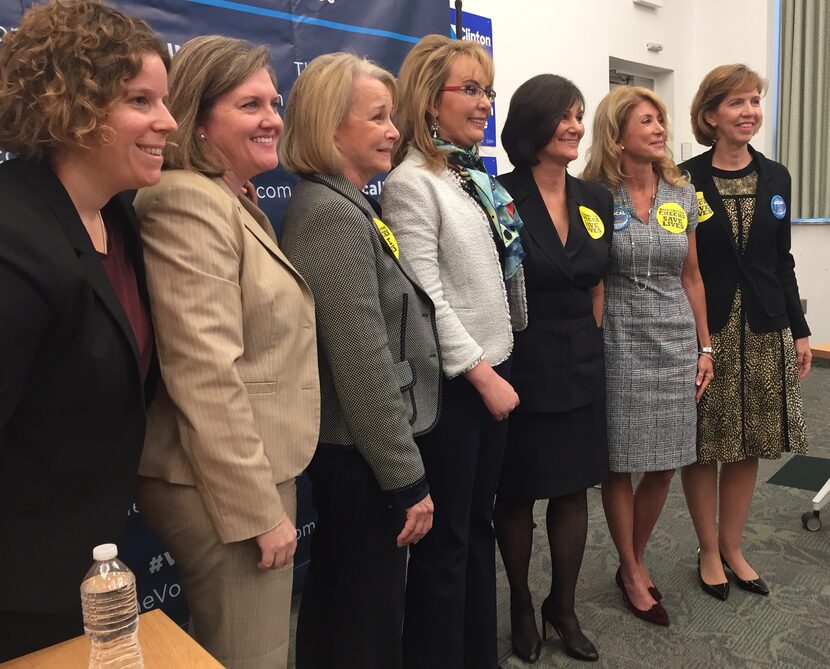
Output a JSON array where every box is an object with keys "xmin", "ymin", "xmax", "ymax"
[{"xmin": 679, "ymin": 64, "xmax": 810, "ymax": 601}]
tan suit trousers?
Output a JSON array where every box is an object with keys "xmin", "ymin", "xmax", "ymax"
[{"xmin": 136, "ymin": 476, "xmax": 297, "ymax": 669}]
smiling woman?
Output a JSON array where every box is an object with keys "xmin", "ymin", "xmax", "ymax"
[
  {"xmin": 279, "ymin": 52, "xmax": 441, "ymax": 669},
  {"xmin": 679, "ymin": 64, "xmax": 810, "ymax": 607},
  {"xmin": 582, "ymin": 86, "xmax": 712, "ymax": 627},
  {"xmin": 0, "ymin": 0, "xmax": 175, "ymax": 660},
  {"xmin": 380, "ymin": 34, "xmax": 527, "ymax": 669},
  {"xmin": 132, "ymin": 35, "xmax": 319, "ymax": 669}
]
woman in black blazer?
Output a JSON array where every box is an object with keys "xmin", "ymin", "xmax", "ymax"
[
  {"xmin": 495, "ymin": 75, "xmax": 611, "ymax": 664},
  {"xmin": 0, "ymin": 1, "xmax": 176, "ymax": 659},
  {"xmin": 679, "ymin": 64, "xmax": 810, "ymax": 601}
]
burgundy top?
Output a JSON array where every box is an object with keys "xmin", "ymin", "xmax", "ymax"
[{"xmin": 99, "ymin": 218, "xmax": 153, "ymax": 380}]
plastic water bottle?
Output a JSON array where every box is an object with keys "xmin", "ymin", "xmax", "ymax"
[{"xmin": 80, "ymin": 543, "xmax": 144, "ymax": 669}]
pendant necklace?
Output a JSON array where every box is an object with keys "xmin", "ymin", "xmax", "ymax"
[
  {"xmin": 630, "ymin": 174, "xmax": 657, "ymax": 291},
  {"xmin": 97, "ymin": 210, "xmax": 108, "ymax": 255}
]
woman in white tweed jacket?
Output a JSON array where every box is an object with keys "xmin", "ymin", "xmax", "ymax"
[{"xmin": 380, "ymin": 35, "xmax": 526, "ymax": 669}]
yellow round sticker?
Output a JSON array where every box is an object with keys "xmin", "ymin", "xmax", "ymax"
[
  {"xmin": 373, "ymin": 217, "xmax": 400, "ymax": 258},
  {"xmin": 656, "ymin": 202, "xmax": 688, "ymax": 233},
  {"xmin": 579, "ymin": 206, "xmax": 604, "ymax": 240},
  {"xmin": 696, "ymin": 191, "xmax": 714, "ymax": 222}
]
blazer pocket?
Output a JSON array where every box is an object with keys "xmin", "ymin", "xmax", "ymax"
[
  {"xmin": 245, "ymin": 381, "xmax": 278, "ymax": 395},
  {"xmin": 394, "ymin": 359, "xmax": 415, "ymax": 391}
]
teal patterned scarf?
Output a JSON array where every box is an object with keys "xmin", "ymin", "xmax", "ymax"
[{"xmin": 434, "ymin": 139, "xmax": 525, "ymax": 280}]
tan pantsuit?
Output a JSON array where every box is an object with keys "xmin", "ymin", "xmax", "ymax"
[
  {"xmin": 136, "ymin": 477, "xmax": 297, "ymax": 669},
  {"xmin": 135, "ymin": 170, "xmax": 319, "ymax": 669}
]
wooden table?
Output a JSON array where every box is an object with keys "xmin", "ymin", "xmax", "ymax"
[{"xmin": 0, "ymin": 610, "xmax": 224, "ymax": 668}]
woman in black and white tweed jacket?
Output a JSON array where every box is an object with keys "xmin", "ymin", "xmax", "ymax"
[{"xmin": 279, "ymin": 53, "xmax": 441, "ymax": 669}]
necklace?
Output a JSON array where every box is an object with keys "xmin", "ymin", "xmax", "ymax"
[
  {"xmin": 96, "ymin": 210, "xmax": 108, "ymax": 255},
  {"xmin": 629, "ymin": 175, "xmax": 658, "ymax": 290}
]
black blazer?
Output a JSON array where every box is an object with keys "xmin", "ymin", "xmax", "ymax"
[
  {"xmin": 0, "ymin": 158, "xmax": 153, "ymax": 612},
  {"xmin": 498, "ymin": 169, "xmax": 613, "ymax": 413},
  {"xmin": 680, "ymin": 146, "xmax": 809, "ymax": 339}
]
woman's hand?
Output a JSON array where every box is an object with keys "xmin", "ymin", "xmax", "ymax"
[
  {"xmin": 464, "ymin": 359, "xmax": 519, "ymax": 421},
  {"xmin": 794, "ymin": 337, "xmax": 812, "ymax": 380},
  {"xmin": 397, "ymin": 493, "xmax": 434, "ymax": 547},
  {"xmin": 695, "ymin": 353, "xmax": 714, "ymax": 402},
  {"xmin": 256, "ymin": 516, "xmax": 297, "ymax": 570}
]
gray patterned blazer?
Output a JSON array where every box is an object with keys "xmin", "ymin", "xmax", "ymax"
[{"xmin": 281, "ymin": 174, "xmax": 442, "ymax": 499}]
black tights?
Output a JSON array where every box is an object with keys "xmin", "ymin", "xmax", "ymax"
[{"xmin": 494, "ymin": 489, "xmax": 589, "ymax": 640}]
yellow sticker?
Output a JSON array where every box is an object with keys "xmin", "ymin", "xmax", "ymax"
[
  {"xmin": 373, "ymin": 217, "xmax": 399, "ymax": 258},
  {"xmin": 696, "ymin": 191, "xmax": 714, "ymax": 222},
  {"xmin": 656, "ymin": 202, "xmax": 688, "ymax": 233},
  {"xmin": 579, "ymin": 206, "xmax": 605, "ymax": 240}
]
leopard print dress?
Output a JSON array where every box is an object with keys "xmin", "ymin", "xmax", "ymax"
[{"xmin": 696, "ymin": 165, "xmax": 807, "ymax": 464}]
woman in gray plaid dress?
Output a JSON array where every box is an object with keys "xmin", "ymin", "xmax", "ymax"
[{"xmin": 583, "ymin": 86, "xmax": 713, "ymax": 626}]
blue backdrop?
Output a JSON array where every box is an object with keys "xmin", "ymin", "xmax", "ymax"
[{"xmin": 0, "ymin": 0, "xmax": 448, "ymax": 625}]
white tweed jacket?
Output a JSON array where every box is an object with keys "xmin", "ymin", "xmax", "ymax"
[{"xmin": 381, "ymin": 148, "xmax": 527, "ymax": 378}]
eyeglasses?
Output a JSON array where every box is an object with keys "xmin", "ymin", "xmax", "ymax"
[{"xmin": 439, "ymin": 84, "xmax": 496, "ymax": 102}]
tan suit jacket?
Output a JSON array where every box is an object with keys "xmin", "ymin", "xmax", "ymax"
[{"xmin": 135, "ymin": 170, "xmax": 320, "ymax": 543}]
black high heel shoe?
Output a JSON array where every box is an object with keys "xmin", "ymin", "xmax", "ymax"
[
  {"xmin": 697, "ymin": 548, "xmax": 729, "ymax": 600},
  {"xmin": 614, "ymin": 567, "xmax": 670, "ymax": 626},
  {"xmin": 540, "ymin": 598, "xmax": 599, "ymax": 662},
  {"xmin": 721, "ymin": 553, "xmax": 769, "ymax": 596},
  {"xmin": 509, "ymin": 603, "xmax": 542, "ymax": 663}
]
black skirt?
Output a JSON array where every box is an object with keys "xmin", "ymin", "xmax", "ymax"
[{"xmin": 498, "ymin": 402, "xmax": 609, "ymax": 499}]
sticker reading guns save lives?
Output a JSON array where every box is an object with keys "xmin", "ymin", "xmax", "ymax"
[
  {"xmin": 579, "ymin": 206, "xmax": 604, "ymax": 239},
  {"xmin": 695, "ymin": 192, "xmax": 714, "ymax": 223},
  {"xmin": 373, "ymin": 217, "xmax": 399, "ymax": 258},
  {"xmin": 656, "ymin": 202, "xmax": 688, "ymax": 233}
]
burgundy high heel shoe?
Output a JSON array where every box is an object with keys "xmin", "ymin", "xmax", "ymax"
[{"xmin": 614, "ymin": 567, "xmax": 670, "ymax": 626}]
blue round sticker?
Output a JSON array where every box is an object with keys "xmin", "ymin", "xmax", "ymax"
[
  {"xmin": 770, "ymin": 194, "xmax": 787, "ymax": 220},
  {"xmin": 613, "ymin": 207, "xmax": 631, "ymax": 232}
]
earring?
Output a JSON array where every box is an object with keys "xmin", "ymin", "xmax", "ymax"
[
  {"xmin": 429, "ymin": 116, "xmax": 440, "ymax": 139},
  {"xmin": 199, "ymin": 133, "xmax": 206, "ymax": 140},
  {"xmin": 619, "ymin": 145, "xmax": 625, "ymax": 150}
]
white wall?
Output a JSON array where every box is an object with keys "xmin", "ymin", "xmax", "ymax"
[
  {"xmin": 462, "ymin": 0, "xmax": 772, "ymax": 171},
  {"xmin": 459, "ymin": 0, "xmax": 829, "ymax": 342}
]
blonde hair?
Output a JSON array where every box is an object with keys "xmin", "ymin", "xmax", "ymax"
[
  {"xmin": 163, "ymin": 35, "xmax": 275, "ymax": 175},
  {"xmin": 582, "ymin": 86, "xmax": 686, "ymax": 191},
  {"xmin": 0, "ymin": 0, "xmax": 168, "ymax": 161},
  {"xmin": 690, "ymin": 64, "xmax": 767, "ymax": 146},
  {"xmin": 280, "ymin": 52, "xmax": 397, "ymax": 176},
  {"xmin": 393, "ymin": 34, "xmax": 494, "ymax": 171}
]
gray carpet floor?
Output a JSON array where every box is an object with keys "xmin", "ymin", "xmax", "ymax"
[
  {"xmin": 289, "ymin": 365, "xmax": 830, "ymax": 668},
  {"xmin": 498, "ymin": 364, "xmax": 830, "ymax": 669}
]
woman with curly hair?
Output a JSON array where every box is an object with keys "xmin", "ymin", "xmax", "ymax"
[{"xmin": 0, "ymin": 0, "xmax": 176, "ymax": 659}]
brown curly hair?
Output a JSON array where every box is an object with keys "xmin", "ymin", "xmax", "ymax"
[{"xmin": 0, "ymin": 0, "xmax": 169, "ymax": 161}]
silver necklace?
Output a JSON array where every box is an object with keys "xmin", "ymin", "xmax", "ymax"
[{"xmin": 630, "ymin": 176, "xmax": 657, "ymax": 291}]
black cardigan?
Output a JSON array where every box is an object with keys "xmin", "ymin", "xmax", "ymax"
[{"xmin": 679, "ymin": 146, "xmax": 810, "ymax": 339}]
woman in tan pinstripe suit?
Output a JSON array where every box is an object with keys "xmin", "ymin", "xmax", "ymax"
[{"xmin": 134, "ymin": 36, "xmax": 319, "ymax": 669}]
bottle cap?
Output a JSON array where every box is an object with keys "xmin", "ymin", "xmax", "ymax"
[{"xmin": 92, "ymin": 543, "xmax": 118, "ymax": 561}]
